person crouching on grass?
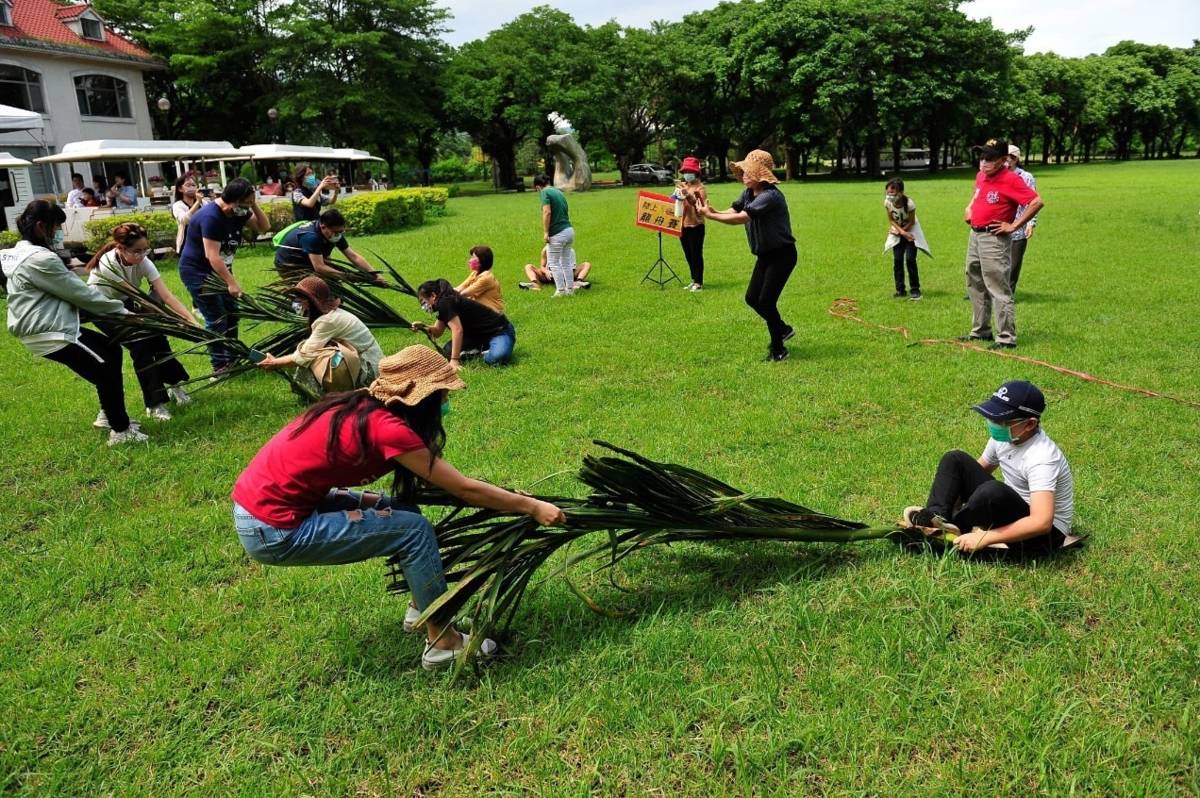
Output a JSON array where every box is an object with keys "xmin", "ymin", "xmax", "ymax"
[
  {"xmin": 903, "ymin": 380, "xmax": 1074, "ymax": 556},
  {"xmin": 698, "ymin": 149, "xmax": 797, "ymax": 362},
  {"xmin": 256, "ymin": 275, "xmax": 385, "ymax": 394},
  {"xmin": 232, "ymin": 345, "xmax": 566, "ymax": 670},
  {"xmin": 410, "ymin": 279, "xmax": 516, "ymax": 369},
  {"xmin": 87, "ymin": 222, "xmax": 196, "ymax": 423},
  {"xmin": 882, "ymin": 178, "xmax": 930, "ymax": 300},
  {"xmin": 2, "ymin": 201, "xmax": 146, "ymax": 446}
]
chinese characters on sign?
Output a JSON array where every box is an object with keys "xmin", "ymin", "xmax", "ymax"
[{"xmin": 634, "ymin": 190, "xmax": 683, "ymax": 238}]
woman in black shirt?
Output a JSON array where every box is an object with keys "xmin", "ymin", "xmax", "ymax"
[
  {"xmin": 410, "ymin": 279, "xmax": 517, "ymax": 369},
  {"xmin": 699, "ymin": 149, "xmax": 797, "ymax": 362}
]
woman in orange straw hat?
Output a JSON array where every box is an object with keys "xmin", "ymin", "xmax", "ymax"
[
  {"xmin": 232, "ymin": 344, "xmax": 566, "ymax": 670},
  {"xmin": 698, "ymin": 149, "xmax": 797, "ymax": 361}
]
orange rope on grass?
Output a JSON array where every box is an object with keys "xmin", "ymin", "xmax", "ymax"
[{"xmin": 828, "ymin": 298, "xmax": 1200, "ymax": 410}]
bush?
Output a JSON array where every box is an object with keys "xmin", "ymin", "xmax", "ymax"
[
  {"xmin": 238, "ymin": 161, "xmax": 258, "ymax": 183},
  {"xmin": 262, "ymin": 200, "xmax": 296, "ymax": 233},
  {"xmin": 335, "ymin": 188, "xmax": 449, "ymax": 235},
  {"xmin": 430, "ymin": 156, "xmax": 487, "ymax": 184},
  {"xmin": 83, "ymin": 211, "xmax": 178, "ymax": 251},
  {"xmin": 0, "ymin": 230, "xmax": 18, "ymax": 249}
]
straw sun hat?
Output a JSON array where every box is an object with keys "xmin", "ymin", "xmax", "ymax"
[
  {"xmin": 728, "ymin": 149, "xmax": 779, "ymax": 185},
  {"xmin": 368, "ymin": 345, "xmax": 466, "ymax": 407}
]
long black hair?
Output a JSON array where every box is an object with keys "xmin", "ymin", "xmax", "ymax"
[
  {"xmin": 417, "ymin": 278, "xmax": 457, "ymax": 310},
  {"xmin": 289, "ymin": 390, "xmax": 446, "ymax": 502},
  {"xmin": 16, "ymin": 200, "xmax": 66, "ymax": 248}
]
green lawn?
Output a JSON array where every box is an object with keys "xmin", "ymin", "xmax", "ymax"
[{"xmin": 2, "ymin": 159, "xmax": 1199, "ymax": 796}]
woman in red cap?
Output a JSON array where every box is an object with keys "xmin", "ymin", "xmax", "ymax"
[{"xmin": 675, "ymin": 156, "xmax": 707, "ymax": 291}]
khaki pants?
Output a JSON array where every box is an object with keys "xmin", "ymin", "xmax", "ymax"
[{"xmin": 965, "ymin": 230, "xmax": 1016, "ymax": 344}]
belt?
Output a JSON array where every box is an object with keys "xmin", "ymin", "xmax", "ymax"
[{"xmin": 970, "ymin": 226, "xmax": 992, "ymax": 233}]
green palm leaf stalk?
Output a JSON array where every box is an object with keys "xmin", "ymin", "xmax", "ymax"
[{"xmin": 386, "ymin": 441, "xmax": 915, "ymax": 673}]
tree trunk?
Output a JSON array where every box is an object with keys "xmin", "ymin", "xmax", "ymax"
[
  {"xmin": 927, "ymin": 129, "xmax": 941, "ymax": 174},
  {"xmin": 1041, "ymin": 128, "xmax": 1051, "ymax": 165},
  {"xmin": 865, "ymin": 130, "xmax": 881, "ymax": 176},
  {"xmin": 493, "ymin": 148, "xmax": 517, "ymax": 191},
  {"xmin": 891, "ymin": 134, "xmax": 902, "ymax": 175},
  {"xmin": 800, "ymin": 147, "xmax": 809, "ymax": 178},
  {"xmin": 784, "ymin": 140, "xmax": 796, "ymax": 180}
]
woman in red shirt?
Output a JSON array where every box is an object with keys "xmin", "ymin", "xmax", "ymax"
[{"xmin": 232, "ymin": 345, "xmax": 565, "ymax": 670}]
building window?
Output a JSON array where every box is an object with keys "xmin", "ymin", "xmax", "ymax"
[
  {"xmin": 80, "ymin": 17, "xmax": 104, "ymax": 40},
  {"xmin": 74, "ymin": 74, "xmax": 132, "ymax": 118},
  {"xmin": 0, "ymin": 1, "xmax": 12, "ymax": 27},
  {"xmin": 0, "ymin": 66, "xmax": 46, "ymax": 113}
]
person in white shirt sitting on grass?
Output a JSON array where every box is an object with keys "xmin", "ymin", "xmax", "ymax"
[{"xmin": 903, "ymin": 380, "xmax": 1074, "ymax": 556}]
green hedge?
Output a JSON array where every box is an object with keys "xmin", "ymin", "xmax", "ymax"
[
  {"xmin": 83, "ymin": 212, "xmax": 178, "ymax": 251},
  {"xmin": 336, "ymin": 187, "xmax": 449, "ymax": 235},
  {"xmin": 0, "ymin": 230, "xmax": 18, "ymax": 249}
]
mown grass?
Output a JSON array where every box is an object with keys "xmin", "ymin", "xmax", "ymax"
[{"xmin": 2, "ymin": 159, "xmax": 1199, "ymax": 796}]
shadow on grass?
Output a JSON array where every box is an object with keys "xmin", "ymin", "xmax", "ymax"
[
  {"xmin": 892, "ymin": 530, "xmax": 1087, "ymax": 571},
  {"xmin": 347, "ymin": 540, "xmax": 860, "ymax": 679}
]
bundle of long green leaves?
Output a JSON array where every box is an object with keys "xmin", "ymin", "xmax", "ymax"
[
  {"xmin": 387, "ymin": 441, "xmax": 895, "ymax": 662},
  {"xmin": 96, "ymin": 275, "xmax": 312, "ymax": 396}
]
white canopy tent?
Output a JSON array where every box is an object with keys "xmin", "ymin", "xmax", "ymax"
[
  {"xmin": 34, "ymin": 140, "xmax": 244, "ymax": 196},
  {"xmin": 0, "ymin": 153, "xmax": 33, "ymax": 169},
  {"xmin": 0, "ymin": 104, "xmax": 44, "ymax": 133},
  {"xmin": 233, "ymin": 144, "xmax": 385, "ymax": 187},
  {"xmin": 0, "ymin": 152, "xmax": 35, "ymax": 233}
]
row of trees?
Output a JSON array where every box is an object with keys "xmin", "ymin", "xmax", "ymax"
[{"xmin": 96, "ymin": 0, "xmax": 1200, "ymax": 185}]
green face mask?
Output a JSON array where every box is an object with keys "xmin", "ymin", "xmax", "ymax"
[
  {"xmin": 441, "ymin": 398, "xmax": 451, "ymax": 417},
  {"xmin": 986, "ymin": 420, "xmax": 1013, "ymax": 442}
]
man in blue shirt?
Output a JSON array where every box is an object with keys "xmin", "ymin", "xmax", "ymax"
[
  {"xmin": 273, "ymin": 209, "xmax": 382, "ymax": 284},
  {"xmin": 178, "ymin": 177, "xmax": 269, "ymax": 370}
]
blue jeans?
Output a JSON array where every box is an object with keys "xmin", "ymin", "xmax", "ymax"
[
  {"xmin": 232, "ymin": 490, "xmax": 449, "ymax": 613},
  {"xmin": 483, "ymin": 321, "xmax": 516, "ymax": 365},
  {"xmin": 440, "ymin": 321, "xmax": 516, "ymax": 366},
  {"xmin": 183, "ymin": 268, "xmax": 239, "ymax": 369}
]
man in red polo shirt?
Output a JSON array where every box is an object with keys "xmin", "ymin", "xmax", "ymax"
[{"xmin": 961, "ymin": 138, "xmax": 1044, "ymax": 349}]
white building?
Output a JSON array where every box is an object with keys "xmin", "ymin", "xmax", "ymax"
[{"xmin": 0, "ymin": 0, "xmax": 161, "ymax": 208}]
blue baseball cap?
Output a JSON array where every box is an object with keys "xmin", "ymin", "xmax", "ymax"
[{"xmin": 972, "ymin": 380, "xmax": 1045, "ymax": 420}]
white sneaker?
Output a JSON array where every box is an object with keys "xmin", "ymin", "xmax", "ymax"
[
  {"xmin": 551, "ymin": 289, "xmax": 574, "ymax": 298},
  {"xmin": 108, "ymin": 427, "xmax": 149, "ymax": 447},
  {"xmin": 167, "ymin": 384, "xmax": 192, "ymax": 405},
  {"xmin": 145, "ymin": 404, "xmax": 172, "ymax": 422},
  {"xmin": 93, "ymin": 410, "xmax": 110, "ymax": 429},
  {"xmin": 421, "ymin": 632, "xmax": 498, "ymax": 671},
  {"xmin": 686, "ymin": 283, "xmax": 703, "ymax": 292},
  {"xmin": 403, "ymin": 604, "xmax": 422, "ymax": 632}
]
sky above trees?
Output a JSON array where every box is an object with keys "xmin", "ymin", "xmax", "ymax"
[{"xmin": 437, "ymin": 0, "xmax": 1200, "ymax": 54}]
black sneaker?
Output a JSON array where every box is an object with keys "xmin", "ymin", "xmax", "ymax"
[
  {"xmin": 781, "ymin": 326, "xmax": 796, "ymax": 343},
  {"xmin": 909, "ymin": 289, "xmax": 922, "ymax": 300},
  {"xmin": 766, "ymin": 347, "xmax": 789, "ymax": 362},
  {"xmin": 893, "ymin": 290, "xmax": 907, "ymax": 298},
  {"xmin": 957, "ymin": 334, "xmax": 994, "ymax": 342},
  {"xmin": 988, "ymin": 341, "xmax": 1017, "ymax": 350}
]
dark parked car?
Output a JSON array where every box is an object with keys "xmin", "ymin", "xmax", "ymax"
[{"xmin": 625, "ymin": 163, "xmax": 673, "ymax": 185}]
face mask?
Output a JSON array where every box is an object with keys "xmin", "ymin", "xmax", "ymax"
[
  {"xmin": 233, "ymin": 206, "xmax": 251, "ymax": 217},
  {"xmin": 683, "ymin": 173, "xmax": 697, "ymax": 183},
  {"xmin": 291, "ymin": 300, "xmax": 305, "ymax": 315},
  {"xmin": 304, "ymin": 174, "xmax": 318, "ymax": 189},
  {"xmin": 51, "ymin": 229, "xmax": 64, "ymax": 250},
  {"xmin": 441, "ymin": 398, "xmax": 451, "ymax": 417},
  {"xmin": 885, "ymin": 194, "xmax": 897, "ymax": 203},
  {"xmin": 420, "ymin": 301, "xmax": 434, "ymax": 314},
  {"xmin": 328, "ymin": 232, "xmax": 343, "ymax": 243},
  {"xmin": 468, "ymin": 258, "xmax": 480, "ymax": 272},
  {"xmin": 986, "ymin": 420, "xmax": 1015, "ymax": 443}
]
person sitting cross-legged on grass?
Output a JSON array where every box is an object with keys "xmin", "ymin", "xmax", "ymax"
[
  {"xmin": 903, "ymin": 380, "xmax": 1074, "ymax": 556},
  {"xmin": 231, "ymin": 345, "xmax": 566, "ymax": 670},
  {"xmin": 410, "ymin": 279, "xmax": 516, "ymax": 370},
  {"xmin": 256, "ymin": 275, "xmax": 385, "ymax": 395},
  {"xmin": 454, "ymin": 245, "xmax": 506, "ymax": 314},
  {"xmin": 518, "ymin": 244, "xmax": 591, "ymax": 291}
]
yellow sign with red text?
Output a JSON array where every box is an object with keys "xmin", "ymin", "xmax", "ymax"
[{"xmin": 634, "ymin": 190, "xmax": 683, "ymax": 238}]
